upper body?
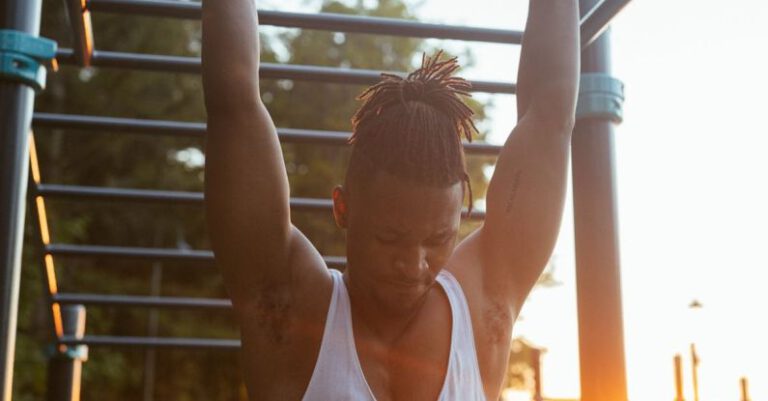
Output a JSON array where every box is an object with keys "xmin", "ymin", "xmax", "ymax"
[
  {"xmin": 201, "ymin": 1, "xmax": 580, "ymax": 400},
  {"xmin": 301, "ymin": 268, "xmax": 485, "ymax": 401}
]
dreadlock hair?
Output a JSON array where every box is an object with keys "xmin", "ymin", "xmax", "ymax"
[{"xmin": 346, "ymin": 50, "xmax": 478, "ymax": 214}]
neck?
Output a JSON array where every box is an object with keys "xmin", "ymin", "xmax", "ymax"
[{"xmin": 343, "ymin": 271, "xmax": 427, "ymax": 344}]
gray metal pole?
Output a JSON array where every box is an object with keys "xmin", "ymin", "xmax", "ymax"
[
  {"xmin": 0, "ymin": 0, "xmax": 44, "ymax": 399},
  {"xmin": 46, "ymin": 305, "xmax": 88, "ymax": 401},
  {"xmin": 572, "ymin": 0, "xmax": 628, "ymax": 400}
]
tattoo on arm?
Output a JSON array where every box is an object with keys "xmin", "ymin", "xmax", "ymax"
[{"xmin": 504, "ymin": 170, "xmax": 523, "ymax": 213}]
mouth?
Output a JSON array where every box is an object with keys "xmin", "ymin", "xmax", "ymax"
[{"xmin": 384, "ymin": 278, "xmax": 427, "ymax": 290}]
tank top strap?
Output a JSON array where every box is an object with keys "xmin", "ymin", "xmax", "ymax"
[
  {"xmin": 301, "ymin": 269, "xmax": 375, "ymax": 401},
  {"xmin": 435, "ymin": 270, "xmax": 487, "ymax": 401}
]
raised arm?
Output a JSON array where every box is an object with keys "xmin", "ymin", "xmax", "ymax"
[
  {"xmin": 202, "ymin": 1, "xmax": 326, "ymax": 313},
  {"xmin": 469, "ymin": 0, "xmax": 580, "ymax": 310}
]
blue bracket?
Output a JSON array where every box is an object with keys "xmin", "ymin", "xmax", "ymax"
[
  {"xmin": 45, "ymin": 343, "xmax": 89, "ymax": 362},
  {"xmin": 0, "ymin": 29, "xmax": 57, "ymax": 92},
  {"xmin": 576, "ymin": 73, "xmax": 625, "ymax": 123}
]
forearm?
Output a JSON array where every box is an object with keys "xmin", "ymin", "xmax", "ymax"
[
  {"xmin": 516, "ymin": 0, "xmax": 580, "ymax": 124},
  {"xmin": 202, "ymin": 0, "xmax": 262, "ymax": 114},
  {"xmin": 201, "ymin": 1, "xmax": 293, "ymax": 301}
]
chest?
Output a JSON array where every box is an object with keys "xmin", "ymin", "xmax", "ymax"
[{"xmin": 352, "ymin": 295, "xmax": 452, "ymax": 401}]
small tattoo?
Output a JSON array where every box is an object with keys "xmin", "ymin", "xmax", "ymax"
[{"xmin": 504, "ymin": 170, "xmax": 523, "ymax": 213}]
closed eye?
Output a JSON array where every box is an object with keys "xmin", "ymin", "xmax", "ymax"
[
  {"xmin": 376, "ymin": 235, "xmax": 399, "ymax": 244},
  {"xmin": 426, "ymin": 235, "xmax": 451, "ymax": 246}
]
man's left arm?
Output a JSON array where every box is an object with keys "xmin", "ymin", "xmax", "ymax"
[{"xmin": 470, "ymin": 0, "xmax": 580, "ymax": 312}]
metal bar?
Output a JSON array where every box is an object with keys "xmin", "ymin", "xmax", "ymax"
[
  {"xmin": 572, "ymin": 1, "xmax": 628, "ymax": 400},
  {"xmin": 53, "ymin": 293, "xmax": 232, "ymax": 310},
  {"xmin": 36, "ymin": 184, "xmax": 203, "ymax": 205},
  {"xmin": 32, "ymin": 113, "xmax": 503, "ymax": 155},
  {"xmin": 674, "ymin": 354, "xmax": 684, "ymax": 401},
  {"xmin": 27, "ymin": 134, "xmax": 65, "ymax": 340},
  {"xmin": 740, "ymin": 377, "xmax": 750, "ymax": 401},
  {"xmin": 580, "ymin": 0, "xmax": 632, "ymax": 48},
  {"xmin": 44, "ymin": 243, "xmax": 349, "ymax": 270},
  {"xmin": 55, "ymin": 49, "xmax": 518, "ymax": 94},
  {"xmin": 64, "ymin": 0, "xmax": 94, "ymax": 66},
  {"xmin": 0, "ymin": 1, "xmax": 44, "ymax": 399},
  {"xmin": 59, "ymin": 335, "xmax": 240, "ymax": 350},
  {"xmin": 86, "ymin": 0, "xmax": 524, "ymax": 45},
  {"xmin": 46, "ymin": 305, "xmax": 87, "ymax": 401},
  {"xmin": 33, "ymin": 184, "xmax": 488, "ymax": 220}
]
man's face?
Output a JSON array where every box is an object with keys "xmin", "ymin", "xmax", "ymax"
[{"xmin": 336, "ymin": 171, "xmax": 464, "ymax": 316}]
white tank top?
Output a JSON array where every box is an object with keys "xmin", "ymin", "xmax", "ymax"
[{"xmin": 301, "ymin": 269, "xmax": 486, "ymax": 401}]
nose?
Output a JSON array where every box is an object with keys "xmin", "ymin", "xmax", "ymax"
[{"xmin": 393, "ymin": 246, "xmax": 428, "ymax": 281}]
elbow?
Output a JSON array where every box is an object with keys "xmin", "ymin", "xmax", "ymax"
[{"xmin": 524, "ymin": 86, "xmax": 578, "ymax": 135}]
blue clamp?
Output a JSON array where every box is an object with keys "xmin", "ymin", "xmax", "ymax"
[
  {"xmin": 576, "ymin": 73, "xmax": 625, "ymax": 123},
  {"xmin": 45, "ymin": 343, "xmax": 89, "ymax": 362},
  {"xmin": 0, "ymin": 29, "xmax": 57, "ymax": 92}
]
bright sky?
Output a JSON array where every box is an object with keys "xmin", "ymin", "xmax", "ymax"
[{"xmin": 261, "ymin": 1, "xmax": 768, "ymax": 400}]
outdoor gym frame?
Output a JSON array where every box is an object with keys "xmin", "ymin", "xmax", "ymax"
[{"xmin": 0, "ymin": 0, "xmax": 632, "ymax": 400}]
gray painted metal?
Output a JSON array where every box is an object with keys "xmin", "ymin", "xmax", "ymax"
[
  {"xmin": 59, "ymin": 335, "xmax": 240, "ymax": 350},
  {"xmin": 33, "ymin": 183, "xmax": 488, "ymax": 220},
  {"xmin": 53, "ymin": 293, "xmax": 232, "ymax": 310},
  {"xmin": 31, "ymin": 113, "xmax": 503, "ymax": 155},
  {"xmin": 572, "ymin": 1, "xmax": 628, "ymax": 400},
  {"xmin": 580, "ymin": 0, "xmax": 633, "ymax": 48},
  {"xmin": 0, "ymin": 0, "xmax": 43, "ymax": 399},
  {"xmin": 44, "ymin": 243, "xmax": 349, "ymax": 270},
  {"xmin": 54, "ymin": 49, "xmax": 518, "ymax": 94},
  {"xmin": 46, "ymin": 305, "xmax": 87, "ymax": 401},
  {"xmin": 86, "ymin": 0, "xmax": 523, "ymax": 44}
]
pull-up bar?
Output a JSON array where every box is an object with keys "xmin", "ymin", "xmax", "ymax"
[
  {"xmin": 32, "ymin": 112, "xmax": 504, "ymax": 155},
  {"xmin": 88, "ymin": 0, "xmax": 524, "ymax": 44}
]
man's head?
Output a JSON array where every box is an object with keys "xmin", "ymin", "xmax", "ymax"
[{"xmin": 332, "ymin": 52, "xmax": 477, "ymax": 315}]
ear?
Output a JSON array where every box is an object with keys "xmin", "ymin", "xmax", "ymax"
[{"xmin": 332, "ymin": 185, "xmax": 349, "ymax": 229}]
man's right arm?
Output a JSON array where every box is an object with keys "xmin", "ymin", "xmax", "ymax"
[{"xmin": 201, "ymin": 0, "xmax": 326, "ymax": 314}]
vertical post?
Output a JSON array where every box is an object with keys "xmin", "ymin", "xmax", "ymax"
[
  {"xmin": 0, "ymin": 0, "xmax": 44, "ymax": 399},
  {"xmin": 572, "ymin": 0, "xmax": 627, "ymax": 400},
  {"xmin": 531, "ymin": 348, "xmax": 543, "ymax": 401},
  {"xmin": 740, "ymin": 377, "xmax": 750, "ymax": 401},
  {"xmin": 674, "ymin": 354, "xmax": 684, "ymax": 401},
  {"xmin": 46, "ymin": 305, "xmax": 88, "ymax": 401},
  {"xmin": 142, "ymin": 262, "xmax": 163, "ymax": 401},
  {"xmin": 690, "ymin": 344, "xmax": 699, "ymax": 401}
]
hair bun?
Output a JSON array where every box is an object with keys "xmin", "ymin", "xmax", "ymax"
[{"xmin": 351, "ymin": 50, "xmax": 478, "ymax": 143}]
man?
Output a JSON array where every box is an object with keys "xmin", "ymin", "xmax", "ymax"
[{"xmin": 202, "ymin": 0, "xmax": 578, "ymax": 400}]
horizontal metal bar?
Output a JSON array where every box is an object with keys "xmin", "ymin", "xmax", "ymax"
[
  {"xmin": 86, "ymin": 0, "xmax": 524, "ymax": 45},
  {"xmin": 32, "ymin": 113, "xmax": 503, "ymax": 155},
  {"xmin": 45, "ymin": 243, "xmax": 348, "ymax": 270},
  {"xmin": 37, "ymin": 184, "xmax": 203, "ymax": 204},
  {"xmin": 55, "ymin": 49, "xmax": 517, "ymax": 94},
  {"xmin": 53, "ymin": 293, "xmax": 232, "ymax": 310},
  {"xmin": 59, "ymin": 335, "xmax": 240, "ymax": 349},
  {"xmin": 580, "ymin": 0, "xmax": 632, "ymax": 47},
  {"xmin": 34, "ymin": 184, "xmax": 487, "ymax": 220},
  {"xmin": 34, "ymin": 112, "xmax": 204, "ymax": 137}
]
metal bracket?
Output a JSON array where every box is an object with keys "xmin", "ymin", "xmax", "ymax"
[
  {"xmin": 0, "ymin": 29, "xmax": 57, "ymax": 92},
  {"xmin": 46, "ymin": 343, "xmax": 89, "ymax": 362},
  {"xmin": 576, "ymin": 73, "xmax": 625, "ymax": 123}
]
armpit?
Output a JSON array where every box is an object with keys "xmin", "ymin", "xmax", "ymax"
[
  {"xmin": 241, "ymin": 289, "xmax": 295, "ymax": 344},
  {"xmin": 481, "ymin": 300, "xmax": 514, "ymax": 345}
]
